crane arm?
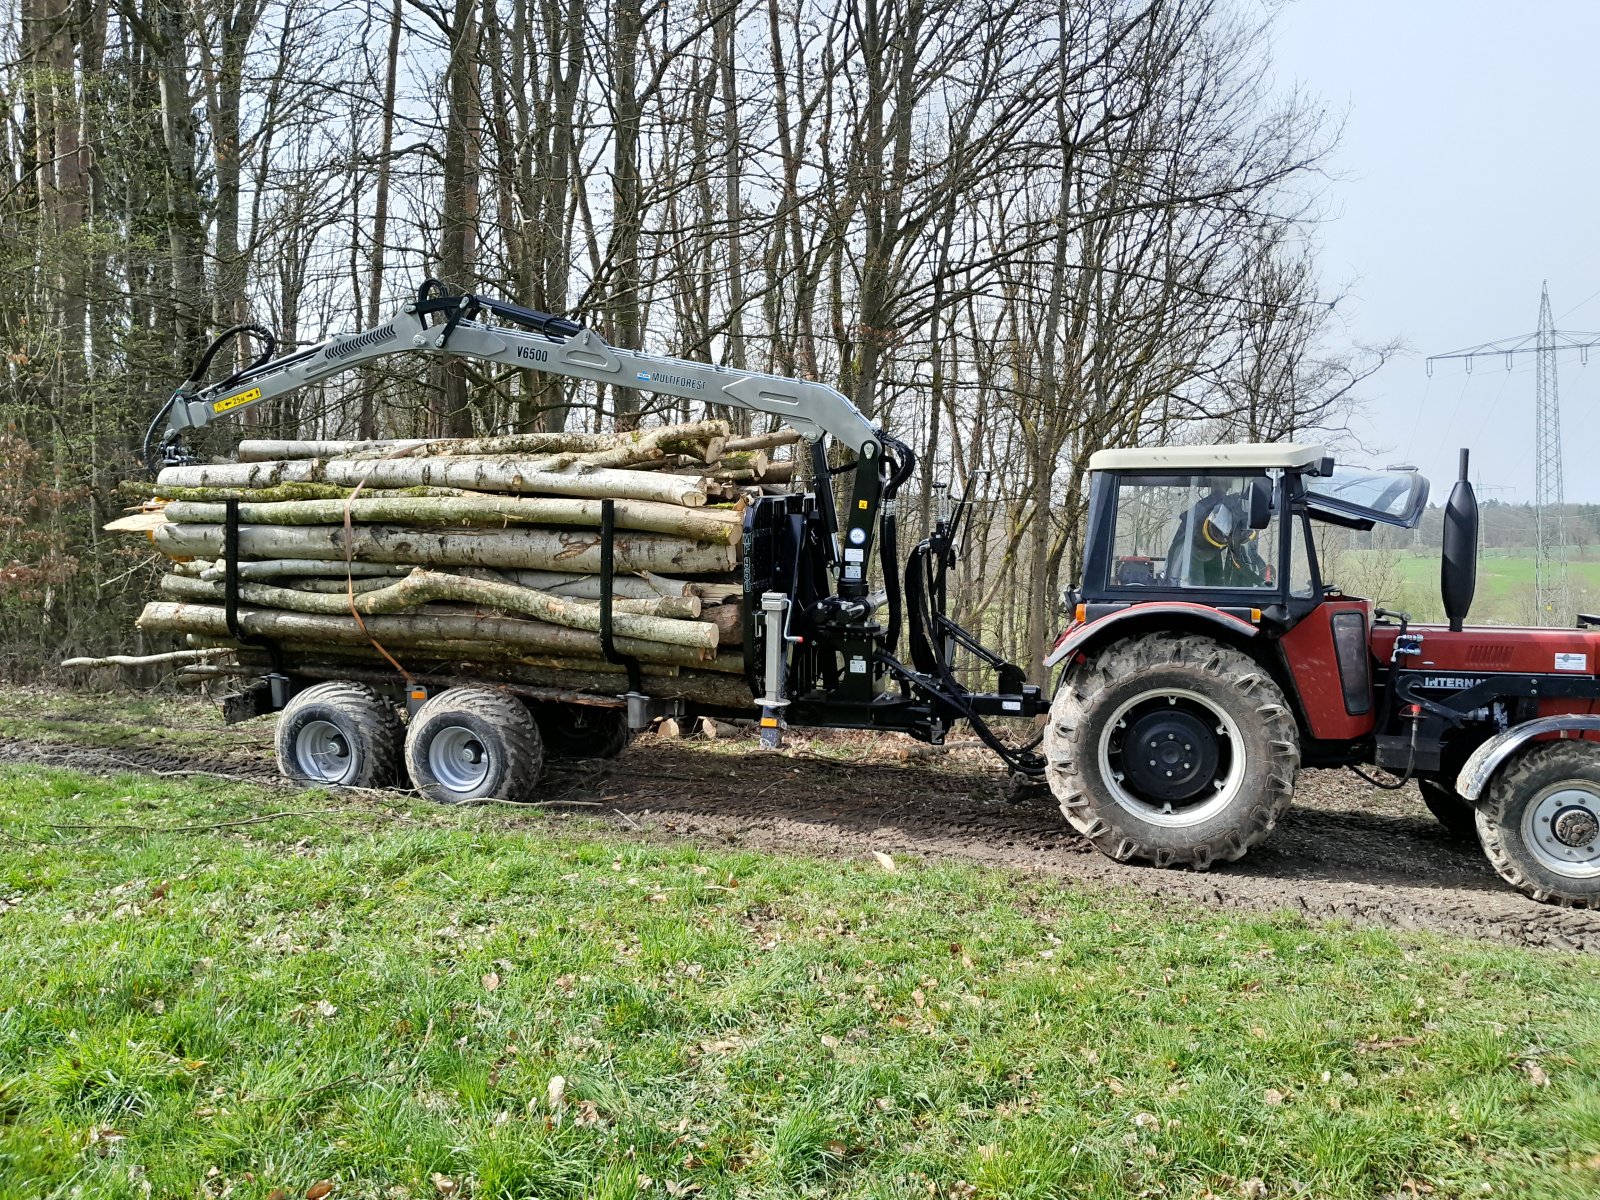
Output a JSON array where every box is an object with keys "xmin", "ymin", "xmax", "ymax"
[{"xmin": 158, "ymin": 287, "xmax": 878, "ymax": 457}]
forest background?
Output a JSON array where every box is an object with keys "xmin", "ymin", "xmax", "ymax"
[{"xmin": 0, "ymin": 0, "xmax": 1425, "ymax": 675}]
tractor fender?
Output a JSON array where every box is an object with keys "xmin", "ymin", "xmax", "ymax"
[
  {"xmin": 1455, "ymin": 715, "xmax": 1600, "ymax": 801},
  {"xmin": 1043, "ymin": 602, "xmax": 1260, "ymax": 670}
]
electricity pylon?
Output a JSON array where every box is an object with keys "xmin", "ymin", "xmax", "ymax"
[{"xmin": 1427, "ymin": 283, "xmax": 1600, "ymax": 625}]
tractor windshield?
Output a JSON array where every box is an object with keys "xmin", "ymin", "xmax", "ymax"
[
  {"xmin": 1108, "ymin": 473, "xmax": 1278, "ymax": 591},
  {"xmin": 1304, "ymin": 466, "xmax": 1428, "ymax": 529}
]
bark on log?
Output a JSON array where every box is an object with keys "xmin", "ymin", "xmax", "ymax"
[
  {"xmin": 127, "ymin": 482, "xmax": 468, "ymax": 503},
  {"xmin": 703, "ymin": 603, "xmax": 744, "ymax": 646},
  {"xmin": 153, "ymin": 523, "xmax": 738, "ymax": 576},
  {"xmin": 724, "ymin": 430, "xmax": 801, "ymax": 453},
  {"xmin": 485, "ymin": 568, "xmax": 695, "ymax": 599},
  {"xmin": 197, "ymin": 559, "xmax": 413, "ymax": 581},
  {"xmin": 237, "ymin": 422, "xmax": 732, "ymax": 464},
  {"xmin": 136, "ymin": 601, "xmax": 745, "ymax": 671},
  {"xmin": 455, "ymin": 570, "xmax": 700, "ymax": 616},
  {"xmin": 61, "ymin": 647, "xmax": 235, "ymax": 669},
  {"xmin": 160, "ymin": 495, "xmax": 739, "ymax": 544},
  {"xmin": 243, "ymin": 642, "xmax": 681, "ymax": 677},
  {"xmin": 156, "ymin": 458, "xmax": 711, "ymax": 506},
  {"xmin": 156, "ymin": 570, "xmax": 720, "ymax": 651},
  {"xmin": 278, "ymin": 576, "xmax": 412, "ymax": 595},
  {"xmin": 228, "ymin": 654, "xmax": 754, "ymax": 709}
]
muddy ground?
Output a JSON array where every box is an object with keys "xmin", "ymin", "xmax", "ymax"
[{"xmin": 3, "ymin": 688, "xmax": 1598, "ymax": 953}]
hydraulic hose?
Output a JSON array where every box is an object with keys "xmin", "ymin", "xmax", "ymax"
[
  {"xmin": 878, "ymin": 434, "xmax": 917, "ymax": 656},
  {"xmin": 146, "ymin": 323, "xmax": 279, "ymax": 473}
]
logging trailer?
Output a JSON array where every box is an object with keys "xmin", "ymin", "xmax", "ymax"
[{"xmin": 147, "ymin": 282, "xmax": 1600, "ymax": 906}]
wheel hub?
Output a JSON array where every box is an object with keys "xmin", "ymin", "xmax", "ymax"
[
  {"xmin": 1118, "ymin": 706, "xmax": 1221, "ymax": 802},
  {"xmin": 429, "ymin": 725, "xmax": 493, "ymax": 793},
  {"xmin": 1097, "ymin": 687, "xmax": 1243, "ymax": 828},
  {"xmin": 1552, "ymin": 805, "xmax": 1600, "ymax": 848},
  {"xmin": 294, "ymin": 719, "xmax": 353, "ymax": 783},
  {"xmin": 1524, "ymin": 785, "xmax": 1600, "ymax": 878}
]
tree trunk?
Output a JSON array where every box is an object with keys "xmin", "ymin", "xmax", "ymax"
[{"xmin": 436, "ymin": 0, "xmax": 482, "ymax": 437}]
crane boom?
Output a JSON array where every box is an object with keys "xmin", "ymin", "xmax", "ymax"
[{"xmin": 162, "ymin": 291, "xmax": 879, "ymax": 454}]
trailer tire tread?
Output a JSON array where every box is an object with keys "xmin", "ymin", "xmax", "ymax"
[
  {"xmin": 405, "ymin": 686, "xmax": 544, "ymax": 805},
  {"xmin": 275, "ymin": 680, "xmax": 403, "ymax": 788},
  {"xmin": 1044, "ymin": 633, "xmax": 1299, "ymax": 869}
]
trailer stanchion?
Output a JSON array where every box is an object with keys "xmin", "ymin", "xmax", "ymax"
[{"xmin": 757, "ymin": 591, "xmax": 791, "ymax": 749}]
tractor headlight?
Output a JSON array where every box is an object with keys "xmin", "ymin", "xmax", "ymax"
[{"xmin": 1331, "ymin": 610, "xmax": 1372, "ymax": 716}]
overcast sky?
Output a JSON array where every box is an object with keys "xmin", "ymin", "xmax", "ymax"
[{"xmin": 1268, "ymin": 0, "xmax": 1600, "ymax": 502}]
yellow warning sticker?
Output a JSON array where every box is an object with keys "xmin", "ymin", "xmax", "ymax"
[
  {"xmin": 211, "ymin": 386, "xmax": 261, "ymax": 414},
  {"xmin": 857, "ymin": 499, "xmax": 869, "ymax": 509}
]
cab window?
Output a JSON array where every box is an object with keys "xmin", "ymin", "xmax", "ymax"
[
  {"xmin": 1108, "ymin": 473, "xmax": 1278, "ymax": 591},
  {"xmin": 1288, "ymin": 513, "xmax": 1317, "ymax": 599}
]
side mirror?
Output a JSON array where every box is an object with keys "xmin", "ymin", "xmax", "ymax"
[{"xmin": 1247, "ymin": 476, "xmax": 1273, "ymax": 530}]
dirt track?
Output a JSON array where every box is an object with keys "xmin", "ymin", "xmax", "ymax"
[{"xmin": 4, "ymin": 696, "xmax": 1598, "ymax": 953}]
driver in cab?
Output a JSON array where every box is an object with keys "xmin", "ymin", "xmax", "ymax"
[{"xmin": 1168, "ymin": 482, "xmax": 1270, "ymax": 588}]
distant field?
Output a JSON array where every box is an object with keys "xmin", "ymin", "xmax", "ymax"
[{"xmin": 1328, "ymin": 549, "xmax": 1600, "ymax": 625}]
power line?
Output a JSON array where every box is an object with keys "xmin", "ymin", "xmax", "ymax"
[{"xmin": 1427, "ymin": 282, "xmax": 1600, "ymax": 624}]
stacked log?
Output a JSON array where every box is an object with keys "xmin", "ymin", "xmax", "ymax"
[{"xmin": 113, "ymin": 421, "xmax": 801, "ymax": 704}]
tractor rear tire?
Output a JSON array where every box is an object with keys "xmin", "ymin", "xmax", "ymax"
[
  {"xmin": 275, "ymin": 681, "xmax": 403, "ymax": 789},
  {"xmin": 1477, "ymin": 741, "xmax": 1600, "ymax": 906},
  {"xmin": 1418, "ymin": 778, "xmax": 1478, "ymax": 839},
  {"xmin": 528, "ymin": 702, "xmax": 632, "ymax": 760},
  {"xmin": 1044, "ymin": 633, "xmax": 1299, "ymax": 869},
  {"xmin": 404, "ymin": 686, "xmax": 544, "ymax": 805}
]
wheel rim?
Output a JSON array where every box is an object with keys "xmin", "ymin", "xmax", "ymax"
[
  {"xmin": 1097, "ymin": 687, "xmax": 1246, "ymax": 827},
  {"xmin": 293, "ymin": 719, "xmax": 355, "ymax": 784},
  {"xmin": 428, "ymin": 725, "xmax": 493, "ymax": 794},
  {"xmin": 1522, "ymin": 782, "xmax": 1600, "ymax": 878}
]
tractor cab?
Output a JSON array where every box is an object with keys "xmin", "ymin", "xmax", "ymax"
[{"xmin": 1071, "ymin": 443, "xmax": 1427, "ymax": 628}]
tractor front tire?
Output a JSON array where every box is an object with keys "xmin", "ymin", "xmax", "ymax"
[
  {"xmin": 1477, "ymin": 741, "xmax": 1600, "ymax": 906},
  {"xmin": 1044, "ymin": 633, "xmax": 1299, "ymax": 869},
  {"xmin": 1418, "ymin": 778, "xmax": 1478, "ymax": 840},
  {"xmin": 275, "ymin": 681, "xmax": 404, "ymax": 789}
]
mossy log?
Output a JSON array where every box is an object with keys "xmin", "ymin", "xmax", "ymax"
[
  {"xmin": 237, "ymin": 420, "xmax": 731, "ymax": 465},
  {"xmin": 482, "ymin": 569, "xmax": 696, "ymax": 601},
  {"xmin": 123, "ymin": 481, "xmax": 467, "ymax": 503},
  {"xmin": 152, "ymin": 522, "xmax": 738, "ymax": 576},
  {"xmin": 137, "ymin": 601, "xmax": 745, "ymax": 671},
  {"xmin": 159, "ymin": 494, "xmax": 739, "ymax": 544},
  {"xmin": 724, "ymin": 430, "xmax": 801, "ymax": 453},
  {"xmin": 156, "ymin": 458, "xmax": 711, "ymax": 506},
  {"xmin": 156, "ymin": 570, "xmax": 720, "ymax": 651},
  {"xmin": 195, "ymin": 559, "xmax": 412, "ymax": 581},
  {"xmin": 228, "ymin": 652, "xmax": 754, "ymax": 709}
]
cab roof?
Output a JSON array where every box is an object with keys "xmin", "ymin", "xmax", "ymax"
[{"xmin": 1088, "ymin": 442, "xmax": 1330, "ymax": 472}]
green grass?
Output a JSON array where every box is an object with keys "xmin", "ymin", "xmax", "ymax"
[
  {"xmin": 2, "ymin": 766, "xmax": 1599, "ymax": 1199},
  {"xmin": 1330, "ymin": 549, "xmax": 1600, "ymax": 625}
]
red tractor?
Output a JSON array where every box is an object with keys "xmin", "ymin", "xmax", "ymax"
[{"xmin": 1044, "ymin": 443, "xmax": 1600, "ymax": 906}]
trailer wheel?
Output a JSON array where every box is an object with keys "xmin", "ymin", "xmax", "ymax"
[
  {"xmin": 405, "ymin": 687, "xmax": 544, "ymax": 805},
  {"xmin": 1477, "ymin": 741, "xmax": 1600, "ymax": 906},
  {"xmin": 528, "ymin": 703, "xmax": 632, "ymax": 760},
  {"xmin": 1044, "ymin": 633, "xmax": 1299, "ymax": 869},
  {"xmin": 275, "ymin": 681, "xmax": 403, "ymax": 788},
  {"xmin": 1418, "ymin": 778, "xmax": 1477, "ymax": 839}
]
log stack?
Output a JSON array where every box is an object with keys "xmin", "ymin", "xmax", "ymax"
[{"xmin": 112, "ymin": 421, "xmax": 802, "ymax": 705}]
